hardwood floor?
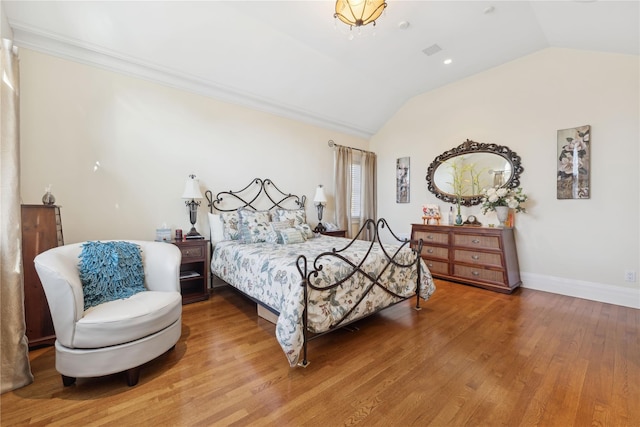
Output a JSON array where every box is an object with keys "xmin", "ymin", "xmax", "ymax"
[{"xmin": 2, "ymin": 280, "xmax": 639, "ymax": 426}]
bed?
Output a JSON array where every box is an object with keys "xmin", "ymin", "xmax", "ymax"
[{"xmin": 206, "ymin": 178, "xmax": 436, "ymax": 367}]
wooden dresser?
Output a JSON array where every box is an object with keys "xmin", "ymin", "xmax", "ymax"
[
  {"xmin": 411, "ymin": 223, "xmax": 521, "ymax": 294},
  {"xmin": 21, "ymin": 205, "xmax": 64, "ymax": 347}
]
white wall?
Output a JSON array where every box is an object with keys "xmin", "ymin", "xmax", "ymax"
[
  {"xmin": 19, "ymin": 49, "xmax": 367, "ymax": 244},
  {"xmin": 18, "ymin": 47, "xmax": 640, "ymax": 308},
  {"xmin": 371, "ymin": 48, "xmax": 640, "ymax": 308},
  {"xmin": 1, "ymin": 1, "xmax": 11, "ymax": 39}
]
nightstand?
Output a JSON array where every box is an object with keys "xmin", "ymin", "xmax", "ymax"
[
  {"xmin": 172, "ymin": 239, "xmax": 210, "ymax": 304},
  {"xmin": 320, "ymin": 230, "xmax": 347, "ymax": 238}
]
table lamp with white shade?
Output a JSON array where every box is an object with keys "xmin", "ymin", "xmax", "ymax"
[
  {"xmin": 182, "ymin": 174, "xmax": 204, "ymax": 239},
  {"xmin": 313, "ymin": 185, "xmax": 327, "ymax": 233}
]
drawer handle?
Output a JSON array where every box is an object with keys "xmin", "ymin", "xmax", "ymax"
[
  {"xmin": 426, "ymin": 235, "xmax": 434, "ymax": 240},
  {"xmin": 472, "ymin": 271, "xmax": 480, "ymax": 276},
  {"xmin": 472, "ymin": 239, "xmax": 480, "ymax": 244},
  {"xmin": 185, "ymin": 250, "xmax": 190, "ymax": 255},
  {"xmin": 471, "ymin": 255, "xmax": 480, "ymax": 260},
  {"xmin": 427, "ymin": 263, "xmax": 433, "ymax": 268},
  {"xmin": 427, "ymin": 249, "xmax": 434, "ymax": 254}
]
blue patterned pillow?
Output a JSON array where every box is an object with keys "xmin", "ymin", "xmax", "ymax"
[
  {"xmin": 238, "ymin": 208, "xmax": 271, "ymax": 243},
  {"xmin": 272, "ymin": 208, "xmax": 306, "ymax": 226},
  {"xmin": 220, "ymin": 211, "xmax": 241, "ymax": 241},
  {"xmin": 78, "ymin": 241, "xmax": 146, "ymax": 310}
]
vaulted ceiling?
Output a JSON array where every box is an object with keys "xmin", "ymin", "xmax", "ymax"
[{"xmin": 4, "ymin": 1, "xmax": 639, "ymax": 138}]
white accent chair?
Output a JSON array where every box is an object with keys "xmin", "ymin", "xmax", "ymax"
[{"xmin": 34, "ymin": 240, "xmax": 183, "ymax": 387}]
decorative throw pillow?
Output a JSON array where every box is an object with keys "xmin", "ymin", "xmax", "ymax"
[
  {"xmin": 272, "ymin": 208, "xmax": 306, "ymax": 226},
  {"xmin": 78, "ymin": 241, "xmax": 146, "ymax": 310},
  {"xmin": 266, "ymin": 220, "xmax": 294, "ymax": 244},
  {"xmin": 220, "ymin": 211, "xmax": 241, "ymax": 241},
  {"xmin": 295, "ymin": 223, "xmax": 315, "ymax": 240},
  {"xmin": 280, "ymin": 228, "xmax": 305, "ymax": 245},
  {"xmin": 238, "ymin": 208, "xmax": 271, "ymax": 243}
]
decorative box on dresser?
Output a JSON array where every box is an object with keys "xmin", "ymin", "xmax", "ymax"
[
  {"xmin": 411, "ymin": 223, "xmax": 521, "ymax": 294},
  {"xmin": 21, "ymin": 204, "xmax": 64, "ymax": 348},
  {"xmin": 172, "ymin": 239, "xmax": 210, "ymax": 304}
]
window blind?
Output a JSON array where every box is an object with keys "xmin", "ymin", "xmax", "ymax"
[{"xmin": 351, "ymin": 163, "xmax": 361, "ymax": 218}]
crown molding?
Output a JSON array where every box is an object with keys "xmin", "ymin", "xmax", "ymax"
[{"xmin": 10, "ymin": 21, "xmax": 374, "ymax": 139}]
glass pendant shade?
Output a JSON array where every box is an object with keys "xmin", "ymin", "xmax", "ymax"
[{"xmin": 334, "ymin": 0, "xmax": 387, "ymax": 28}]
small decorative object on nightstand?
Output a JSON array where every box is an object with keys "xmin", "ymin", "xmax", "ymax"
[
  {"xmin": 313, "ymin": 184, "xmax": 327, "ymax": 233},
  {"xmin": 182, "ymin": 174, "xmax": 205, "ymax": 239},
  {"xmin": 172, "ymin": 239, "xmax": 209, "ymax": 304}
]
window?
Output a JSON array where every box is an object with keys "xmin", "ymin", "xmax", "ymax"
[{"xmin": 351, "ymin": 162, "xmax": 361, "ymax": 218}]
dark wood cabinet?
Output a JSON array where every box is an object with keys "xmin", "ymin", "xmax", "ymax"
[
  {"xmin": 172, "ymin": 239, "xmax": 210, "ymax": 304},
  {"xmin": 411, "ymin": 223, "xmax": 521, "ymax": 294},
  {"xmin": 21, "ymin": 205, "xmax": 64, "ymax": 348}
]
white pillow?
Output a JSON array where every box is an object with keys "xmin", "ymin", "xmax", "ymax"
[{"xmin": 208, "ymin": 212, "xmax": 225, "ymax": 245}]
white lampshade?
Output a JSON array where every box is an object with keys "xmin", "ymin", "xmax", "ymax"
[
  {"xmin": 182, "ymin": 174, "xmax": 203, "ymax": 200},
  {"xmin": 313, "ymin": 185, "xmax": 327, "ymax": 204}
]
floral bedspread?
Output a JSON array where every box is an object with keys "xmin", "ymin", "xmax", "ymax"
[{"xmin": 211, "ymin": 236, "xmax": 436, "ymax": 366}]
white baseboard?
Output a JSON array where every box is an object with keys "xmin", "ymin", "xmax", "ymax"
[{"xmin": 521, "ymin": 272, "xmax": 640, "ymax": 309}]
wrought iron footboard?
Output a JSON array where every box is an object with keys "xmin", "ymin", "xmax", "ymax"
[{"xmin": 295, "ymin": 218, "xmax": 424, "ymax": 367}]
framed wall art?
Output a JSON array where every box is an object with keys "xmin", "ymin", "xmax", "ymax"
[
  {"xmin": 396, "ymin": 156, "xmax": 410, "ymax": 203},
  {"xmin": 557, "ymin": 125, "xmax": 590, "ymax": 199}
]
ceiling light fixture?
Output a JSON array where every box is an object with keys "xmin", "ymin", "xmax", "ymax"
[
  {"xmin": 444, "ymin": 58, "xmax": 453, "ymax": 65},
  {"xmin": 334, "ymin": 0, "xmax": 387, "ymax": 29}
]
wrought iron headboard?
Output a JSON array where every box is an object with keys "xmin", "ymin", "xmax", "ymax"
[{"xmin": 205, "ymin": 178, "xmax": 306, "ymax": 213}]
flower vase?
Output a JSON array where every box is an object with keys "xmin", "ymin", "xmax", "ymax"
[
  {"xmin": 495, "ymin": 206, "xmax": 509, "ymax": 227},
  {"xmin": 454, "ymin": 205, "xmax": 463, "ymax": 226}
]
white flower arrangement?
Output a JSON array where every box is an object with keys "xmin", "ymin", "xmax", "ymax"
[{"xmin": 480, "ymin": 186, "xmax": 528, "ymax": 214}]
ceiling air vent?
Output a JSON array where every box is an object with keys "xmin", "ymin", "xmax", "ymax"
[{"xmin": 422, "ymin": 44, "xmax": 442, "ymax": 56}]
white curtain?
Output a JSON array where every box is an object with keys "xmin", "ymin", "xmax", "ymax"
[
  {"xmin": 1, "ymin": 38, "xmax": 33, "ymax": 393},
  {"xmin": 334, "ymin": 146, "xmax": 353, "ymax": 237},
  {"xmin": 359, "ymin": 151, "xmax": 377, "ymax": 241}
]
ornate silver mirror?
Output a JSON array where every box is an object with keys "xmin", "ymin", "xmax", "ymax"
[{"xmin": 426, "ymin": 139, "xmax": 524, "ymax": 206}]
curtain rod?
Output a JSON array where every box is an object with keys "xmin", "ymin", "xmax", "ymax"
[{"xmin": 327, "ymin": 140, "xmax": 371, "ymax": 154}]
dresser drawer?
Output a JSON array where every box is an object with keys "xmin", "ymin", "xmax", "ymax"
[
  {"xmin": 454, "ymin": 264, "xmax": 506, "ymax": 285},
  {"xmin": 454, "ymin": 250, "xmax": 503, "ymax": 268},
  {"xmin": 179, "ymin": 245, "xmax": 204, "ymax": 260},
  {"xmin": 421, "ymin": 245, "xmax": 449, "ymax": 260},
  {"xmin": 413, "ymin": 230, "xmax": 449, "ymax": 245},
  {"xmin": 454, "ymin": 234, "xmax": 501, "ymax": 250},
  {"xmin": 422, "ymin": 259, "xmax": 448, "ymax": 275}
]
